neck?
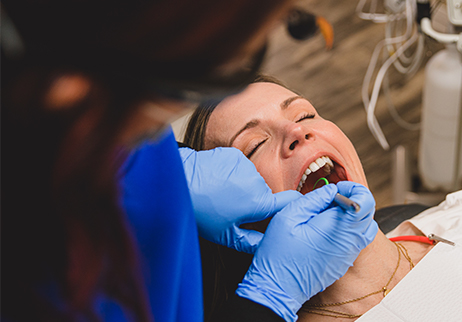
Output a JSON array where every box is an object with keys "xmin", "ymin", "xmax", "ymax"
[{"xmin": 298, "ymin": 232, "xmax": 432, "ymax": 321}]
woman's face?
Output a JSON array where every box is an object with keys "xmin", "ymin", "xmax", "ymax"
[{"xmin": 205, "ymin": 82, "xmax": 368, "ymax": 195}]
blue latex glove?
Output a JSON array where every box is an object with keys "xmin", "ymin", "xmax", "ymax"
[
  {"xmin": 179, "ymin": 147, "xmax": 302, "ymax": 254},
  {"xmin": 237, "ymin": 182, "xmax": 378, "ymax": 321}
]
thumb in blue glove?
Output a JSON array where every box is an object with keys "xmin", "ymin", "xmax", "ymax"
[
  {"xmin": 236, "ymin": 182, "xmax": 378, "ymax": 321},
  {"xmin": 179, "ymin": 146, "xmax": 302, "ymax": 254}
]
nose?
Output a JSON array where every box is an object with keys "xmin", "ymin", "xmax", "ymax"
[{"xmin": 282, "ymin": 123, "xmax": 310, "ymax": 158}]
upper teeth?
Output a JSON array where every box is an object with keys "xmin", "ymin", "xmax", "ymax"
[{"xmin": 297, "ymin": 156, "xmax": 334, "ymax": 192}]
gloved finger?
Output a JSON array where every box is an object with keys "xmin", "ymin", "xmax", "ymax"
[
  {"xmin": 178, "ymin": 146, "xmax": 196, "ymax": 162},
  {"xmin": 271, "ymin": 190, "xmax": 303, "ymax": 214},
  {"xmin": 249, "ymin": 190, "xmax": 303, "ymax": 223},
  {"xmin": 351, "ymin": 218, "xmax": 379, "ymax": 252},
  {"xmin": 335, "ymin": 180, "xmax": 356, "ymax": 197},
  {"xmin": 299, "ymin": 184, "xmax": 338, "ymax": 215},
  {"xmin": 364, "ymin": 219, "xmax": 379, "ymax": 244},
  {"xmin": 336, "ymin": 182, "xmax": 374, "ymax": 207},
  {"xmin": 336, "ymin": 181, "xmax": 376, "ymax": 219},
  {"xmin": 276, "ymin": 184, "xmax": 338, "ymax": 230},
  {"xmin": 233, "ymin": 227, "xmax": 264, "ymax": 254}
]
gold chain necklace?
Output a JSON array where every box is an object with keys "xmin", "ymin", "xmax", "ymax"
[{"xmin": 301, "ymin": 242, "xmax": 414, "ymax": 319}]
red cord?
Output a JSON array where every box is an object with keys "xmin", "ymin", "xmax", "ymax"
[{"xmin": 389, "ymin": 235, "xmax": 435, "ymax": 245}]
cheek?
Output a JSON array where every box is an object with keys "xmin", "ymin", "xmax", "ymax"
[
  {"xmin": 320, "ymin": 121, "xmax": 355, "ymax": 154},
  {"xmin": 330, "ymin": 128, "xmax": 355, "ymax": 154},
  {"xmin": 253, "ymin": 154, "xmax": 285, "ymax": 193},
  {"xmin": 320, "ymin": 122, "xmax": 367, "ymax": 185}
]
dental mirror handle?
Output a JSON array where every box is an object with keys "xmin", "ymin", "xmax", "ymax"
[{"xmin": 334, "ymin": 193, "xmax": 360, "ymax": 213}]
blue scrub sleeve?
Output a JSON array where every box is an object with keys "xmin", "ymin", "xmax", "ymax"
[{"xmin": 118, "ymin": 128, "xmax": 203, "ymax": 322}]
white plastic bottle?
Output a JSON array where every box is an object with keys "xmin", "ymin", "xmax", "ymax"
[{"xmin": 418, "ymin": 43, "xmax": 462, "ymax": 191}]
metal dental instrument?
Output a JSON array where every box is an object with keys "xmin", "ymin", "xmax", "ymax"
[
  {"xmin": 428, "ymin": 233, "xmax": 455, "ymax": 246},
  {"xmin": 334, "ymin": 193, "xmax": 361, "ymax": 213},
  {"xmin": 312, "ymin": 178, "xmax": 361, "ymax": 213}
]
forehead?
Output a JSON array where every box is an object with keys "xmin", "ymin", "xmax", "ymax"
[
  {"xmin": 205, "ymin": 82, "xmax": 297, "ymax": 147},
  {"xmin": 219, "ymin": 82, "xmax": 297, "ymax": 113}
]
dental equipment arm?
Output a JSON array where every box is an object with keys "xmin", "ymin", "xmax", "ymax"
[
  {"xmin": 180, "ymin": 147, "xmax": 302, "ymax": 254},
  {"xmin": 420, "ymin": 17, "xmax": 462, "ymax": 52},
  {"xmin": 236, "ymin": 182, "xmax": 378, "ymax": 321}
]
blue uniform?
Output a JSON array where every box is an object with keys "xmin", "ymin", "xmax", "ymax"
[{"xmin": 118, "ymin": 128, "xmax": 203, "ymax": 322}]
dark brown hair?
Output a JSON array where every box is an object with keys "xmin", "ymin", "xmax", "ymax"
[{"xmin": 2, "ymin": 1, "xmax": 293, "ymax": 321}]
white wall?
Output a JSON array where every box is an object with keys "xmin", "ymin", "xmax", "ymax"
[{"xmin": 170, "ymin": 109, "xmax": 195, "ymax": 142}]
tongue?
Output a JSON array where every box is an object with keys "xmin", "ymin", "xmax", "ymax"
[{"xmin": 305, "ymin": 166, "xmax": 331, "ymax": 192}]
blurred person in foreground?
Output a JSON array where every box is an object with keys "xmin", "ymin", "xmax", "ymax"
[{"xmin": 2, "ymin": 1, "xmax": 377, "ymax": 321}]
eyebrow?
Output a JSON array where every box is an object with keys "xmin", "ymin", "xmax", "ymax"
[
  {"xmin": 280, "ymin": 96, "xmax": 305, "ymax": 110},
  {"xmin": 228, "ymin": 96, "xmax": 307, "ymax": 146},
  {"xmin": 228, "ymin": 119, "xmax": 260, "ymax": 147}
]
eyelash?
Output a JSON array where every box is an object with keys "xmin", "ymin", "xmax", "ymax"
[
  {"xmin": 246, "ymin": 113, "xmax": 315, "ymax": 158},
  {"xmin": 246, "ymin": 139, "xmax": 267, "ymax": 158},
  {"xmin": 297, "ymin": 113, "xmax": 315, "ymax": 122}
]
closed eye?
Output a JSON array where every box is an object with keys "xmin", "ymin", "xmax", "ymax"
[
  {"xmin": 296, "ymin": 113, "xmax": 315, "ymax": 122},
  {"xmin": 246, "ymin": 139, "xmax": 267, "ymax": 158}
]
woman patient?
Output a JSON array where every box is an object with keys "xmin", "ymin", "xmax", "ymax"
[{"xmin": 183, "ymin": 75, "xmax": 461, "ymax": 321}]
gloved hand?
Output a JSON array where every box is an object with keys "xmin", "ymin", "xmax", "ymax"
[
  {"xmin": 236, "ymin": 182, "xmax": 378, "ymax": 321},
  {"xmin": 179, "ymin": 146, "xmax": 302, "ymax": 254}
]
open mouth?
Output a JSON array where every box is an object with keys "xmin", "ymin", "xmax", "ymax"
[{"xmin": 296, "ymin": 156, "xmax": 348, "ymax": 194}]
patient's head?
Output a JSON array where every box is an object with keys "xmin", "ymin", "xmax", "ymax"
[{"xmin": 185, "ymin": 76, "xmax": 367, "ymax": 197}]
